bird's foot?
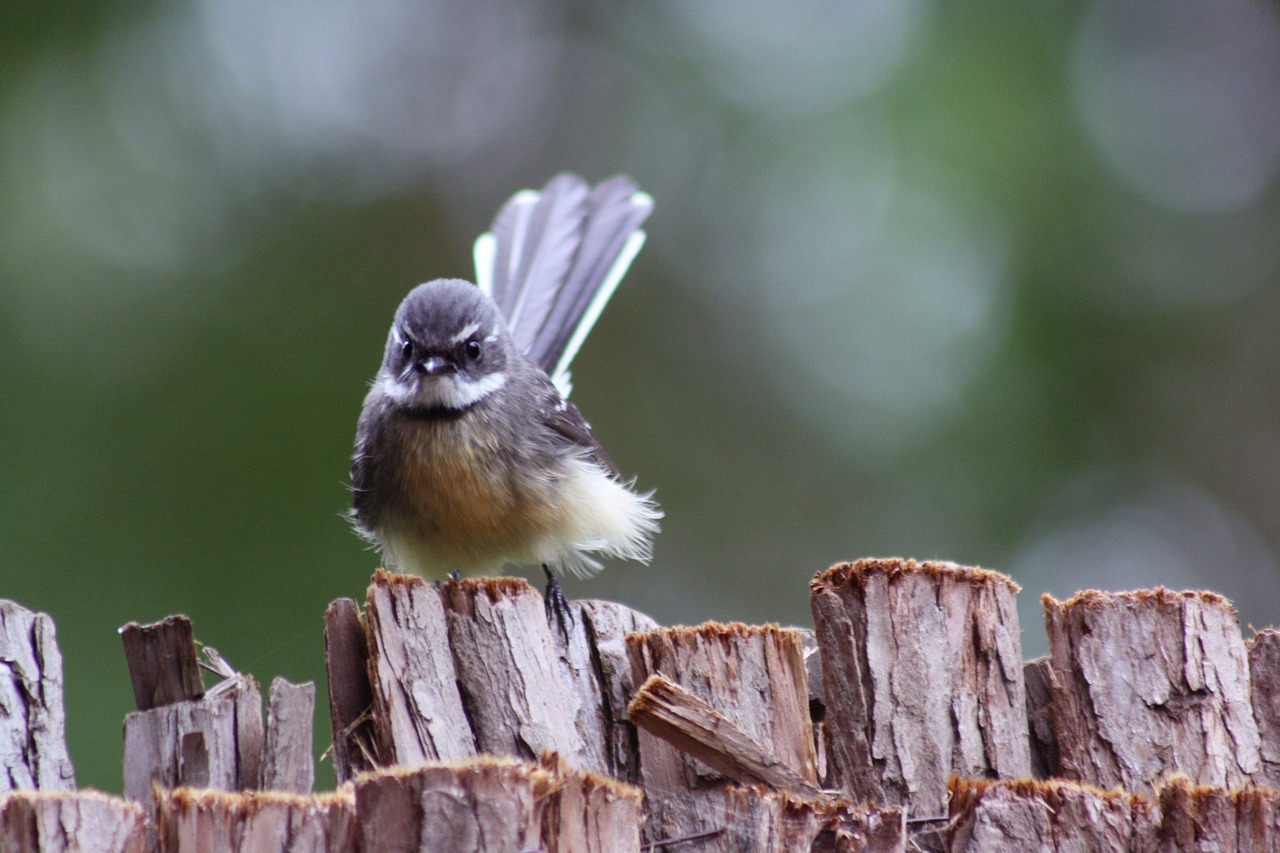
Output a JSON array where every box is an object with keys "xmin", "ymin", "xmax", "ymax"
[{"xmin": 543, "ymin": 565, "xmax": 574, "ymax": 637}]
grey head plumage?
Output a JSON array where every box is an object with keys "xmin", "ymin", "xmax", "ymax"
[{"xmin": 372, "ymin": 279, "xmax": 514, "ymax": 413}]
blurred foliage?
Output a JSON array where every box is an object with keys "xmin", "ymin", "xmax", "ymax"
[{"xmin": 2, "ymin": 0, "xmax": 1279, "ymax": 792}]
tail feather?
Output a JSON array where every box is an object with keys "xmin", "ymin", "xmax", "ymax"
[{"xmin": 473, "ymin": 173, "xmax": 652, "ymax": 393}]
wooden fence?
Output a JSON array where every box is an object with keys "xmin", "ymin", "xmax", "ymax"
[{"xmin": 3, "ymin": 557, "xmax": 1280, "ymax": 850}]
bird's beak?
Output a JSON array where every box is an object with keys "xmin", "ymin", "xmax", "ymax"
[{"xmin": 416, "ymin": 355, "xmax": 455, "ymax": 376}]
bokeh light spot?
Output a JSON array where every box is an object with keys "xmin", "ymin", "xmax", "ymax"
[{"xmin": 1070, "ymin": 0, "xmax": 1280, "ymax": 214}]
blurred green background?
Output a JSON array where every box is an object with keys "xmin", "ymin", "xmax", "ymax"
[{"xmin": 4, "ymin": 1, "xmax": 1280, "ymax": 793}]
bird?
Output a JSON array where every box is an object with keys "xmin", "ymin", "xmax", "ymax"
[{"xmin": 349, "ymin": 173, "xmax": 662, "ymax": 612}]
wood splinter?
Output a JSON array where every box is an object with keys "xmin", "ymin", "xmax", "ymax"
[
  {"xmin": 119, "ymin": 615, "xmax": 204, "ymax": 711},
  {"xmin": 628, "ymin": 672, "xmax": 821, "ymax": 799}
]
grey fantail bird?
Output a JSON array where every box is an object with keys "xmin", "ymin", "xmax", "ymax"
[{"xmin": 349, "ymin": 174, "xmax": 662, "ymax": 586}]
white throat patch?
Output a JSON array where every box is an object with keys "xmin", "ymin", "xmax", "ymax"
[{"xmin": 379, "ymin": 371, "xmax": 507, "ymax": 410}]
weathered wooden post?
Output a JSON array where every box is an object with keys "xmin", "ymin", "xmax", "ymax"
[
  {"xmin": 1043, "ymin": 588, "xmax": 1260, "ymax": 792},
  {"xmin": 809, "ymin": 558, "xmax": 1030, "ymax": 816}
]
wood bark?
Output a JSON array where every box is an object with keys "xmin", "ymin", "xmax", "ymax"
[
  {"xmin": 637, "ymin": 787, "xmax": 904, "ymax": 853},
  {"xmin": 348, "ymin": 574, "xmax": 658, "ymax": 783},
  {"xmin": 627, "ymin": 622, "xmax": 815, "ymax": 847},
  {"xmin": 441, "ymin": 577, "xmax": 584, "ymax": 763},
  {"xmin": 352, "ymin": 754, "xmax": 642, "ymax": 853},
  {"xmin": 948, "ymin": 775, "xmax": 1280, "ymax": 851},
  {"xmin": 1156, "ymin": 776, "xmax": 1280, "ymax": 850},
  {"xmin": 1044, "ymin": 588, "xmax": 1261, "ymax": 792},
  {"xmin": 25, "ymin": 562, "xmax": 1280, "ymax": 849},
  {"xmin": 153, "ymin": 788, "xmax": 356, "ymax": 853},
  {"xmin": 809, "ymin": 559, "xmax": 1029, "ymax": 816},
  {"xmin": 628, "ymin": 673, "xmax": 820, "ymax": 797},
  {"xmin": 322, "ymin": 597, "xmax": 377, "ymax": 784},
  {"xmin": 800, "ymin": 629, "xmax": 831, "ymax": 788},
  {"xmin": 533, "ymin": 753, "xmax": 645, "ymax": 853},
  {"xmin": 362, "ymin": 571, "xmax": 475, "ymax": 766},
  {"xmin": 1249, "ymin": 628, "xmax": 1280, "ymax": 786},
  {"xmin": 0, "ymin": 790, "xmax": 147, "ymax": 853},
  {"xmin": 0, "ymin": 778, "xmax": 907, "ymax": 853},
  {"xmin": 119, "ymin": 616, "xmax": 204, "ymax": 711},
  {"xmin": 551, "ymin": 598, "xmax": 657, "ymax": 782},
  {"xmin": 0, "ymin": 600, "xmax": 75, "ymax": 791},
  {"xmin": 1023, "ymin": 656, "xmax": 1059, "ymax": 779},
  {"xmin": 123, "ymin": 676, "xmax": 263, "ymax": 805},
  {"xmin": 947, "ymin": 778, "xmax": 1159, "ymax": 851},
  {"xmin": 261, "ymin": 677, "xmax": 314, "ymax": 794},
  {"xmin": 2, "ymin": 757, "xmax": 645, "ymax": 853}
]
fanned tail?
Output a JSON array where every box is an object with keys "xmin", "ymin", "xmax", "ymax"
[{"xmin": 473, "ymin": 173, "xmax": 653, "ymax": 396}]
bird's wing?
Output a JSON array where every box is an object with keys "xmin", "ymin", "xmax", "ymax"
[
  {"xmin": 536, "ymin": 373, "xmax": 620, "ymax": 478},
  {"xmin": 473, "ymin": 173, "xmax": 652, "ymax": 397}
]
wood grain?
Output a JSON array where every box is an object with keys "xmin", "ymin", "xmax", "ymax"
[
  {"xmin": 0, "ymin": 600, "xmax": 75, "ymax": 791},
  {"xmin": 810, "ymin": 558, "xmax": 1029, "ymax": 815},
  {"xmin": 1044, "ymin": 587, "xmax": 1260, "ymax": 792},
  {"xmin": 261, "ymin": 677, "xmax": 314, "ymax": 794}
]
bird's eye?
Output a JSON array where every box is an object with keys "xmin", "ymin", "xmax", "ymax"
[
  {"xmin": 464, "ymin": 339, "xmax": 483, "ymax": 361},
  {"xmin": 400, "ymin": 339, "xmax": 413, "ymax": 360}
]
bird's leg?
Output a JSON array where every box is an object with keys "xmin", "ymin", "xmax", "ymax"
[
  {"xmin": 543, "ymin": 565, "xmax": 574, "ymax": 636},
  {"xmin": 432, "ymin": 570, "xmax": 462, "ymax": 590}
]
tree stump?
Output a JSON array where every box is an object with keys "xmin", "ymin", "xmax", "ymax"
[
  {"xmin": 1043, "ymin": 588, "xmax": 1261, "ymax": 792},
  {"xmin": 1156, "ymin": 776, "xmax": 1280, "ymax": 850},
  {"xmin": 551, "ymin": 599, "xmax": 657, "ymax": 781},
  {"xmin": 362, "ymin": 571, "xmax": 475, "ymax": 766},
  {"xmin": 119, "ymin": 612, "xmax": 314, "ymax": 809},
  {"xmin": 0, "ymin": 600, "xmax": 75, "ymax": 791},
  {"xmin": 1248, "ymin": 628, "xmax": 1280, "ymax": 786},
  {"xmin": 948, "ymin": 778, "xmax": 1158, "ymax": 850},
  {"xmin": 0, "ymin": 790, "xmax": 146, "ymax": 853},
  {"xmin": 122, "ymin": 677, "xmax": 263, "ymax": 803},
  {"xmin": 340, "ymin": 572, "xmax": 661, "ymax": 786},
  {"xmin": 1023, "ymin": 656, "xmax": 1059, "ymax": 779},
  {"xmin": 948, "ymin": 775, "xmax": 1280, "ymax": 851},
  {"xmin": 119, "ymin": 616, "xmax": 204, "ymax": 711},
  {"xmin": 809, "ymin": 559, "xmax": 1029, "ymax": 816},
  {"xmin": 628, "ymin": 673, "xmax": 820, "ymax": 796},
  {"xmin": 323, "ymin": 597, "xmax": 378, "ymax": 783},
  {"xmin": 627, "ymin": 621, "xmax": 816, "ymax": 847},
  {"xmin": 441, "ymin": 578, "xmax": 585, "ymax": 762},
  {"xmin": 352, "ymin": 754, "xmax": 642, "ymax": 853},
  {"xmin": 261, "ymin": 677, "xmax": 314, "ymax": 794},
  {"xmin": 14, "ymin": 559, "xmax": 1280, "ymax": 849},
  {"xmin": 153, "ymin": 788, "xmax": 355, "ymax": 853}
]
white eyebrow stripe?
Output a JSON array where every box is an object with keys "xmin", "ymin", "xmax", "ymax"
[{"xmin": 451, "ymin": 322, "xmax": 481, "ymax": 343}]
